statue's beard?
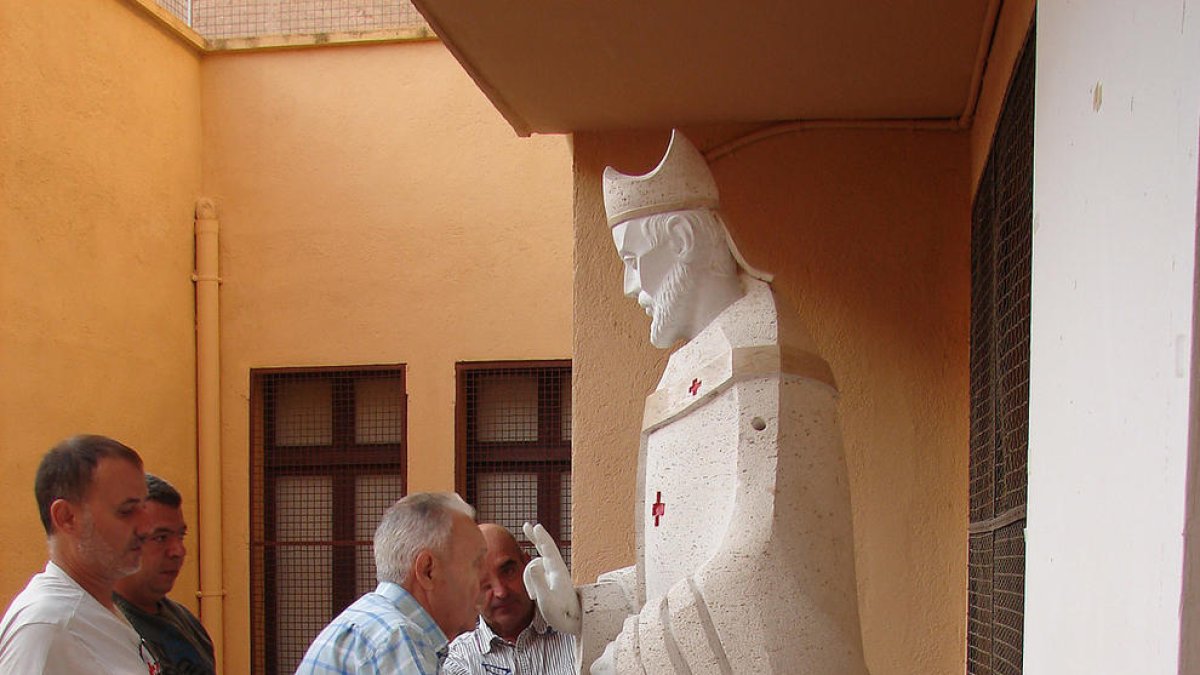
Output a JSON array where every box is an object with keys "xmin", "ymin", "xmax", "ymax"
[{"xmin": 649, "ymin": 261, "xmax": 696, "ymax": 348}]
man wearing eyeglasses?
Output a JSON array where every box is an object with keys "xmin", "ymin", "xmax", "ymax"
[{"xmin": 114, "ymin": 474, "xmax": 214, "ymax": 675}]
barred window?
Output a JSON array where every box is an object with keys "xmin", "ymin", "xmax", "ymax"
[
  {"xmin": 967, "ymin": 22, "xmax": 1034, "ymax": 675},
  {"xmin": 250, "ymin": 366, "xmax": 407, "ymax": 675},
  {"xmin": 457, "ymin": 361, "xmax": 572, "ymax": 567}
]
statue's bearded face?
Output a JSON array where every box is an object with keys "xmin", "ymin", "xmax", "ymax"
[{"xmin": 612, "ymin": 217, "xmax": 697, "ymax": 348}]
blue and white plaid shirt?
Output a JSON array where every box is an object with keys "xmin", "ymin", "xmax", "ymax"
[{"xmin": 295, "ymin": 582, "xmax": 449, "ymax": 675}]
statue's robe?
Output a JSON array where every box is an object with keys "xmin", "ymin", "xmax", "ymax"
[{"xmin": 578, "ymin": 277, "xmax": 871, "ymax": 675}]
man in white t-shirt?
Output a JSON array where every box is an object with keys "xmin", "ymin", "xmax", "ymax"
[{"xmin": 0, "ymin": 434, "xmax": 159, "ymax": 674}]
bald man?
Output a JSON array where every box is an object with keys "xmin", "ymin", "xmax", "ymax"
[{"xmin": 444, "ymin": 524, "xmax": 575, "ymax": 675}]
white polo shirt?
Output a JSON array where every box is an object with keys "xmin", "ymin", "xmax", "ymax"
[{"xmin": 0, "ymin": 561, "xmax": 157, "ymax": 674}]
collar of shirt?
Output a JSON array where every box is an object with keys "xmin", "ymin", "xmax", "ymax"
[
  {"xmin": 476, "ymin": 606, "xmax": 555, "ymax": 654},
  {"xmin": 47, "ymin": 561, "xmax": 132, "ymax": 625},
  {"xmin": 44, "ymin": 561, "xmax": 155, "ymax": 668},
  {"xmin": 374, "ymin": 581, "xmax": 450, "ymax": 660}
]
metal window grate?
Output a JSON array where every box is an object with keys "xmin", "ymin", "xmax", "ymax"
[
  {"xmin": 991, "ymin": 521, "xmax": 1026, "ymax": 675},
  {"xmin": 967, "ymin": 21, "xmax": 1034, "ymax": 675},
  {"xmin": 457, "ymin": 361, "xmax": 572, "ymax": 568},
  {"xmin": 152, "ymin": 0, "xmax": 191, "ymax": 24},
  {"xmin": 152, "ymin": 0, "xmax": 428, "ymax": 40},
  {"xmin": 250, "ymin": 366, "xmax": 407, "ymax": 675},
  {"xmin": 969, "ymin": 158, "xmax": 997, "ymax": 526}
]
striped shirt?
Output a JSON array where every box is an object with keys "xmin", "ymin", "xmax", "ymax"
[
  {"xmin": 295, "ymin": 582, "xmax": 448, "ymax": 675},
  {"xmin": 444, "ymin": 609, "xmax": 575, "ymax": 675}
]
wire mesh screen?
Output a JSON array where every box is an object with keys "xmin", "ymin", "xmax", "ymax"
[
  {"xmin": 969, "ymin": 157, "xmax": 997, "ymax": 526},
  {"xmin": 993, "ymin": 36, "xmax": 1034, "ymax": 518},
  {"xmin": 251, "ymin": 367, "xmax": 407, "ymax": 675},
  {"xmin": 153, "ymin": 0, "xmax": 427, "ymax": 40},
  {"xmin": 153, "ymin": 0, "xmax": 191, "ymax": 23},
  {"xmin": 992, "ymin": 521, "xmax": 1026, "ymax": 675},
  {"xmin": 967, "ymin": 532, "xmax": 994, "ymax": 674},
  {"xmin": 458, "ymin": 362, "xmax": 572, "ymax": 569},
  {"xmin": 967, "ymin": 22, "xmax": 1034, "ymax": 675}
]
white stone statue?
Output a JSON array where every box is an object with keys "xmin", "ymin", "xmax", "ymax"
[{"xmin": 525, "ymin": 130, "xmax": 871, "ymax": 675}]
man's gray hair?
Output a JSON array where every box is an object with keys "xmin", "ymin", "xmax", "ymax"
[{"xmin": 374, "ymin": 492, "xmax": 476, "ymax": 585}]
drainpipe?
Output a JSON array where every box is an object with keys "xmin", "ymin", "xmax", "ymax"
[{"xmin": 193, "ymin": 198, "xmax": 225, "ymax": 669}]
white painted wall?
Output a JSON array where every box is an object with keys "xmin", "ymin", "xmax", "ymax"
[{"xmin": 1025, "ymin": 2, "xmax": 1200, "ymax": 673}]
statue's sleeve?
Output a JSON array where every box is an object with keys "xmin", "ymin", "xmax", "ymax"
[
  {"xmin": 605, "ymin": 572, "xmax": 732, "ymax": 675},
  {"xmin": 575, "ymin": 565, "xmax": 638, "ymax": 674}
]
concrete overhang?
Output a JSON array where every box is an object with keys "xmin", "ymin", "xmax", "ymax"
[{"xmin": 410, "ymin": 1, "xmax": 998, "ymax": 136}]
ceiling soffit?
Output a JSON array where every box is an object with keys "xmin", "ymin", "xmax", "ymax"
[{"xmin": 412, "ymin": 0, "xmax": 997, "ymax": 135}]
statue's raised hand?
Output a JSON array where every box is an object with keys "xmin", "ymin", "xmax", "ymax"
[{"xmin": 522, "ymin": 522, "xmax": 581, "ymax": 635}]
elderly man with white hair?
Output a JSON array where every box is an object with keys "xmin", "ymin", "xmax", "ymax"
[{"xmin": 296, "ymin": 492, "xmax": 487, "ymax": 675}]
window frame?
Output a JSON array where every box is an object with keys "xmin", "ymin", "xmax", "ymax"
[
  {"xmin": 967, "ymin": 22, "xmax": 1034, "ymax": 675},
  {"xmin": 455, "ymin": 359, "xmax": 572, "ymax": 552},
  {"xmin": 250, "ymin": 364, "xmax": 408, "ymax": 675}
]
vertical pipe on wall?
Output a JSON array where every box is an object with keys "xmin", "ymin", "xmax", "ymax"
[{"xmin": 193, "ymin": 198, "xmax": 225, "ymax": 669}]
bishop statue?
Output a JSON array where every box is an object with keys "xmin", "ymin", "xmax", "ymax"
[{"xmin": 524, "ymin": 130, "xmax": 871, "ymax": 675}]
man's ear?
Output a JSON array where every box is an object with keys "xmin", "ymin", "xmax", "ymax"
[
  {"xmin": 49, "ymin": 499, "xmax": 78, "ymax": 535},
  {"xmin": 665, "ymin": 214, "xmax": 697, "ymax": 261},
  {"xmin": 413, "ymin": 549, "xmax": 437, "ymax": 590}
]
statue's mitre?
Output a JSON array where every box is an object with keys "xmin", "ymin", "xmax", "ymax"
[{"xmin": 602, "ymin": 130, "xmax": 719, "ymax": 227}]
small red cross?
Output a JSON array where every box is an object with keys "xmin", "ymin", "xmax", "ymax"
[
  {"xmin": 688, "ymin": 378, "xmax": 702, "ymax": 395},
  {"xmin": 652, "ymin": 491, "xmax": 666, "ymax": 526}
]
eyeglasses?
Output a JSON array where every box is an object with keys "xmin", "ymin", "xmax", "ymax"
[
  {"xmin": 139, "ymin": 638, "xmax": 162, "ymax": 675},
  {"xmin": 144, "ymin": 530, "xmax": 187, "ymax": 547}
]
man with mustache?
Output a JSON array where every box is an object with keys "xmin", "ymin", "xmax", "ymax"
[
  {"xmin": 444, "ymin": 524, "xmax": 575, "ymax": 675},
  {"xmin": 0, "ymin": 434, "xmax": 160, "ymax": 674},
  {"xmin": 114, "ymin": 475, "xmax": 214, "ymax": 675}
]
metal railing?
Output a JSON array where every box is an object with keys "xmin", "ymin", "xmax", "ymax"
[{"xmin": 153, "ymin": 0, "xmax": 427, "ymax": 41}]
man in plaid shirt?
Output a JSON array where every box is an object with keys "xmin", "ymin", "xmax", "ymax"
[{"xmin": 296, "ymin": 493, "xmax": 487, "ymax": 675}]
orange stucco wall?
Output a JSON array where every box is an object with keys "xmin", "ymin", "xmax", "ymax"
[
  {"xmin": 200, "ymin": 41, "xmax": 572, "ymax": 672},
  {"xmin": 571, "ymin": 127, "xmax": 970, "ymax": 674},
  {"xmin": 2, "ymin": 5, "xmax": 572, "ymax": 670},
  {"xmin": 0, "ymin": 0, "xmax": 203, "ymax": 612}
]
